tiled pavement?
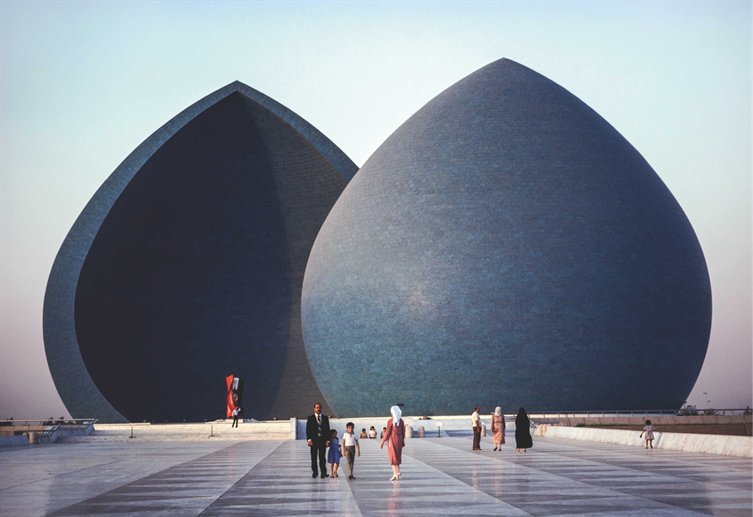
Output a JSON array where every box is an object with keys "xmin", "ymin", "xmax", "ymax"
[{"xmin": 1, "ymin": 435, "xmax": 750, "ymax": 516}]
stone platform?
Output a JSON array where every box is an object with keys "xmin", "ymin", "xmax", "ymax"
[{"xmin": 1, "ymin": 433, "xmax": 751, "ymax": 515}]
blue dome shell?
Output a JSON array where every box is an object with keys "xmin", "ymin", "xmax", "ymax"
[
  {"xmin": 44, "ymin": 82, "xmax": 356, "ymax": 422},
  {"xmin": 301, "ymin": 58, "xmax": 711, "ymax": 416}
]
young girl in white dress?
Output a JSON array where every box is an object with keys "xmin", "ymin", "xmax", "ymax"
[{"xmin": 640, "ymin": 419, "xmax": 656, "ymax": 449}]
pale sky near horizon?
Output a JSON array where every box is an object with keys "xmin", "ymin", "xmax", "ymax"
[{"xmin": 1, "ymin": 0, "xmax": 750, "ymax": 418}]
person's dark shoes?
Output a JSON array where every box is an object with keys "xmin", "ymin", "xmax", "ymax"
[
  {"xmin": 312, "ymin": 472, "xmax": 318, "ymax": 478},
  {"xmin": 348, "ymin": 475, "xmax": 355, "ymax": 479},
  {"xmin": 321, "ymin": 473, "xmax": 328, "ymax": 478}
]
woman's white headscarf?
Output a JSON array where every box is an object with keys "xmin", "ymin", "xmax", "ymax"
[
  {"xmin": 390, "ymin": 405, "xmax": 402, "ymax": 425},
  {"xmin": 495, "ymin": 407, "xmax": 502, "ymax": 416}
]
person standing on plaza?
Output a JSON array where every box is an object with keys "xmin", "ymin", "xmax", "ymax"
[
  {"xmin": 380, "ymin": 405, "xmax": 405, "ymax": 481},
  {"xmin": 231, "ymin": 406, "xmax": 241, "ymax": 428},
  {"xmin": 640, "ymin": 419, "xmax": 656, "ymax": 449},
  {"xmin": 306, "ymin": 402, "xmax": 331, "ymax": 478},
  {"xmin": 328, "ymin": 429, "xmax": 342, "ymax": 478},
  {"xmin": 471, "ymin": 406, "xmax": 483, "ymax": 450},
  {"xmin": 341, "ymin": 422, "xmax": 361, "ymax": 479},
  {"xmin": 491, "ymin": 406, "xmax": 505, "ymax": 451},
  {"xmin": 515, "ymin": 407, "xmax": 533, "ymax": 453}
]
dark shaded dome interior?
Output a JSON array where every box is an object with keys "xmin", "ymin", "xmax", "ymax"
[{"xmin": 75, "ymin": 92, "xmax": 350, "ymax": 421}]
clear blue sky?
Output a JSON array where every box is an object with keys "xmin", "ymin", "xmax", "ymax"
[{"xmin": 1, "ymin": 0, "xmax": 750, "ymax": 417}]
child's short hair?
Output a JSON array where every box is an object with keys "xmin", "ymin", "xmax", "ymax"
[
  {"xmin": 331, "ymin": 429, "xmax": 337, "ymax": 436},
  {"xmin": 645, "ymin": 419, "xmax": 652, "ymax": 425},
  {"xmin": 346, "ymin": 421, "xmax": 354, "ymax": 428}
]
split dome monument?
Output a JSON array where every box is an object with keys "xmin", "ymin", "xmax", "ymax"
[{"xmin": 44, "ymin": 58, "xmax": 711, "ymax": 422}]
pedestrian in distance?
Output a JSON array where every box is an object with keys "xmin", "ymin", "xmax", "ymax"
[
  {"xmin": 471, "ymin": 406, "xmax": 483, "ymax": 450},
  {"xmin": 231, "ymin": 406, "xmax": 241, "ymax": 428},
  {"xmin": 306, "ymin": 402, "xmax": 331, "ymax": 478},
  {"xmin": 341, "ymin": 422, "xmax": 361, "ymax": 479},
  {"xmin": 640, "ymin": 419, "xmax": 656, "ymax": 449},
  {"xmin": 491, "ymin": 406, "xmax": 505, "ymax": 451},
  {"xmin": 380, "ymin": 405, "xmax": 405, "ymax": 481},
  {"xmin": 515, "ymin": 407, "xmax": 533, "ymax": 453}
]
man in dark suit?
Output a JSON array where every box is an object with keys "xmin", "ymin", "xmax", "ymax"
[{"xmin": 306, "ymin": 401, "xmax": 331, "ymax": 478}]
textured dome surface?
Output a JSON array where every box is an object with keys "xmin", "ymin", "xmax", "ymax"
[
  {"xmin": 44, "ymin": 82, "xmax": 356, "ymax": 422},
  {"xmin": 302, "ymin": 58, "xmax": 711, "ymax": 416}
]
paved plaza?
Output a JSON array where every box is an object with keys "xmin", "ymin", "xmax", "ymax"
[{"xmin": 1, "ymin": 434, "xmax": 751, "ymax": 516}]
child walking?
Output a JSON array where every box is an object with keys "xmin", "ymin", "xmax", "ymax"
[
  {"xmin": 328, "ymin": 429, "xmax": 342, "ymax": 478},
  {"xmin": 341, "ymin": 422, "xmax": 361, "ymax": 479},
  {"xmin": 640, "ymin": 419, "xmax": 656, "ymax": 449}
]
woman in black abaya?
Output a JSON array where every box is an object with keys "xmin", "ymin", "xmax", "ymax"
[{"xmin": 515, "ymin": 407, "xmax": 533, "ymax": 453}]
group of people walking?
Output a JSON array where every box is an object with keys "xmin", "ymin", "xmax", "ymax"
[
  {"xmin": 306, "ymin": 402, "xmax": 537, "ymax": 482},
  {"xmin": 475, "ymin": 406, "xmax": 534, "ymax": 453},
  {"xmin": 306, "ymin": 403, "xmax": 406, "ymax": 481}
]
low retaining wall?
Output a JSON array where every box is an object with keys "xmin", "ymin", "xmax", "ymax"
[
  {"xmin": 546, "ymin": 415, "xmax": 752, "ymax": 435},
  {"xmin": 541, "ymin": 414, "xmax": 750, "ymax": 425},
  {"xmin": 0, "ymin": 434, "xmax": 29, "ymax": 447},
  {"xmin": 81, "ymin": 420, "xmax": 297, "ymax": 442},
  {"xmin": 295, "ymin": 416, "xmax": 472, "ymax": 440},
  {"xmin": 0, "ymin": 422, "xmax": 96, "ymax": 446},
  {"xmin": 537, "ymin": 425, "xmax": 753, "ymax": 458}
]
